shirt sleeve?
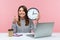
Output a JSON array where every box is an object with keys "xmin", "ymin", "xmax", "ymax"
[
  {"xmin": 11, "ymin": 23, "xmax": 17, "ymax": 33},
  {"xmin": 29, "ymin": 19, "xmax": 34, "ymax": 30}
]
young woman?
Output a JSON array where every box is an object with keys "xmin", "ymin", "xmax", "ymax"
[{"xmin": 12, "ymin": 5, "xmax": 39, "ymax": 33}]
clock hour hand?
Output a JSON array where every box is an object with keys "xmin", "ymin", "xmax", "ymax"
[{"xmin": 32, "ymin": 11, "xmax": 37, "ymax": 15}]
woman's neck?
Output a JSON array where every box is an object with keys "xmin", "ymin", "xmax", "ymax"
[{"xmin": 20, "ymin": 17, "xmax": 25, "ymax": 20}]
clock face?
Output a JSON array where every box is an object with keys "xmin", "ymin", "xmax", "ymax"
[{"xmin": 27, "ymin": 8, "xmax": 39, "ymax": 19}]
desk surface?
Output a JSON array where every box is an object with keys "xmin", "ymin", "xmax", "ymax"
[{"xmin": 0, "ymin": 33, "xmax": 60, "ymax": 40}]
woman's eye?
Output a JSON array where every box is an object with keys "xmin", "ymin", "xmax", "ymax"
[{"xmin": 19, "ymin": 10, "xmax": 21, "ymax": 12}]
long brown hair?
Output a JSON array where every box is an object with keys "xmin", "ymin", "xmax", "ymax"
[{"xmin": 17, "ymin": 5, "xmax": 29, "ymax": 26}]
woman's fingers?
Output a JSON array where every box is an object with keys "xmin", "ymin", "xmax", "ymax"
[
  {"xmin": 13, "ymin": 16, "xmax": 18, "ymax": 24},
  {"xmin": 36, "ymin": 13, "xmax": 40, "ymax": 21}
]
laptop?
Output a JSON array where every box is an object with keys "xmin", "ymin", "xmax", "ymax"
[{"xmin": 27, "ymin": 22, "xmax": 54, "ymax": 38}]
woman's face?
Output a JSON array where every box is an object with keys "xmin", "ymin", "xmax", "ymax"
[{"xmin": 18, "ymin": 7, "xmax": 26, "ymax": 18}]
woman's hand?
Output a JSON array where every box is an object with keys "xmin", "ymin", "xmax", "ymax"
[
  {"xmin": 13, "ymin": 16, "xmax": 18, "ymax": 24},
  {"xmin": 33, "ymin": 13, "xmax": 40, "ymax": 25}
]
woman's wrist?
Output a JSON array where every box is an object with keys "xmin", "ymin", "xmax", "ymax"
[{"xmin": 31, "ymin": 30, "xmax": 34, "ymax": 33}]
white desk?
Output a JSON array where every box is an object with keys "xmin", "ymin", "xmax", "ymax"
[{"xmin": 0, "ymin": 33, "xmax": 60, "ymax": 40}]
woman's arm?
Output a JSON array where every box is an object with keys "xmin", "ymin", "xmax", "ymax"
[
  {"xmin": 12, "ymin": 23, "xmax": 17, "ymax": 33},
  {"xmin": 30, "ymin": 13, "xmax": 40, "ymax": 33},
  {"xmin": 11, "ymin": 16, "xmax": 18, "ymax": 33},
  {"xmin": 30, "ymin": 20, "xmax": 34, "ymax": 33}
]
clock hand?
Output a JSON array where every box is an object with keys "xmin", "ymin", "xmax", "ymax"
[
  {"xmin": 32, "ymin": 11, "xmax": 34, "ymax": 15},
  {"xmin": 32, "ymin": 11, "xmax": 37, "ymax": 15}
]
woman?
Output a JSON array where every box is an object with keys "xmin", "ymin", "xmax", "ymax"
[{"xmin": 12, "ymin": 5, "xmax": 39, "ymax": 33}]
